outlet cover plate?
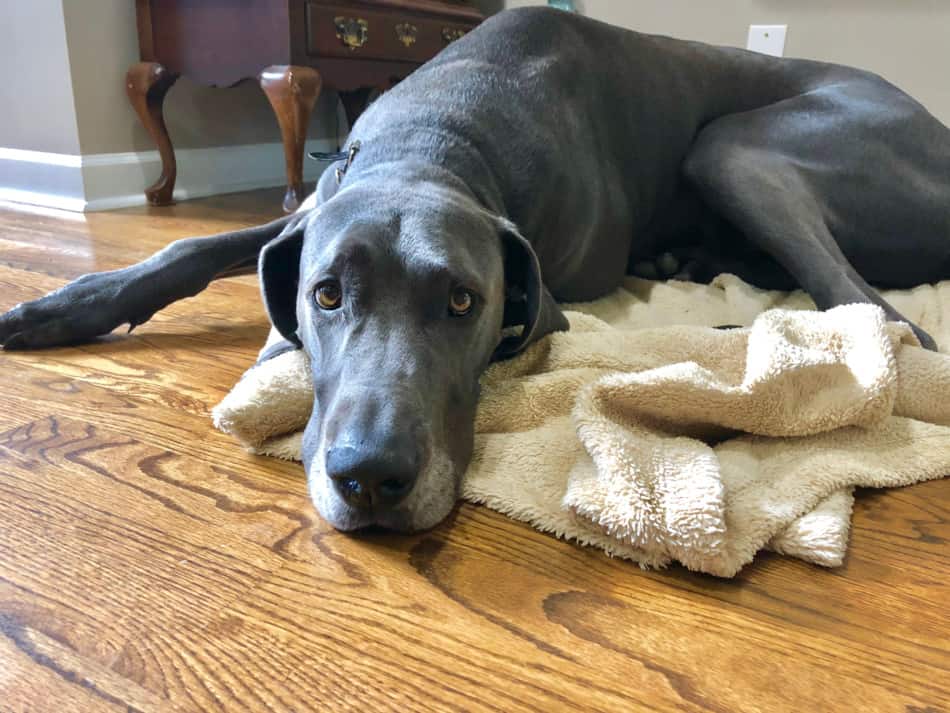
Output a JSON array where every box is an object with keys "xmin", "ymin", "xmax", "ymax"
[{"xmin": 747, "ymin": 25, "xmax": 787, "ymax": 56}]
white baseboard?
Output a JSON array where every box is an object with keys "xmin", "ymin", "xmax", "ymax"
[
  {"xmin": 0, "ymin": 187, "xmax": 88, "ymax": 213},
  {"xmin": 0, "ymin": 139, "xmax": 337, "ymax": 213}
]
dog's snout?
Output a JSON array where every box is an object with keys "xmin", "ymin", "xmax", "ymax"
[{"xmin": 326, "ymin": 441, "xmax": 419, "ymax": 509}]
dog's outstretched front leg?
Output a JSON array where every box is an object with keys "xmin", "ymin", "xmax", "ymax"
[{"xmin": 0, "ymin": 213, "xmax": 299, "ymax": 350}]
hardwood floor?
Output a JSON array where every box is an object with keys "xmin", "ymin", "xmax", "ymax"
[{"xmin": 0, "ymin": 189, "xmax": 947, "ymax": 713}]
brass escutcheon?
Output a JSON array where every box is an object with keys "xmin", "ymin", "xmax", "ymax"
[
  {"xmin": 334, "ymin": 16, "xmax": 369, "ymax": 50},
  {"xmin": 442, "ymin": 27, "xmax": 467, "ymax": 44},
  {"xmin": 395, "ymin": 22, "xmax": 418, "ymax": 48}
]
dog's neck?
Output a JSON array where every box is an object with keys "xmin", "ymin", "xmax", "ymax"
[{"xmin": 339, "ymin": 124, "xmax": 510, "ymax": 222}]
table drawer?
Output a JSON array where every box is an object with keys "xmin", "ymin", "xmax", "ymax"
[{"xmin": 306, "ymin": 2, "xmax": 475, "ymax": 62}]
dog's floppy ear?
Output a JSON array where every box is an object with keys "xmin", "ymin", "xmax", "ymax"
[
  {"xmin": 259, "ymin": 212, "xmax": 308, "ymax": 347},
  {"xmin": 494, "ymin": 219, "xmax": 569, "ymax": 359}
]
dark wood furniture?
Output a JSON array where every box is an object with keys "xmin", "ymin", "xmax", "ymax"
[{"xmin": 127, "ymin": 0, "xmax": 484, "ymax": 212}]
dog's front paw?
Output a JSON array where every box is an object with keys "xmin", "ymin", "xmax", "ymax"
[{"xmin": 0, "ymin": 271, "xmax": 131, "ymax": 350}]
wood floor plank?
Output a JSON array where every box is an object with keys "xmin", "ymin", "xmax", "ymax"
[
  {"xmin": 0, "ymin": 430, "xmax": 286, "ymax": 643},
  {"xmin": 0, "ymin": 357, "xmax": 308, "ymax": 502},
  {"xmin": 0, "ymin": 613, "xmax": 180, "ymax": 713},
  {"xmin": 0, "ymin": 415, "xmax": 310, "ymax": 556},
  {"xmin": 0, "ymin": 193, "xmax": 947, "ymax": 713}
]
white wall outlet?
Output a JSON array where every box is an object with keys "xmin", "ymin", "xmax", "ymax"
[{"xmin": 746, "ymin": 25, "xmax": 787, "ymax": 57}]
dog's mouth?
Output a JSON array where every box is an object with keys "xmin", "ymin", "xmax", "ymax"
[
  {"xmin": 306, "ymin": 449, "xmax": 461, "ymax": 534},
  {"xmin": 322, "ymin": 503, "xmax": 419, "ymax": 533}
]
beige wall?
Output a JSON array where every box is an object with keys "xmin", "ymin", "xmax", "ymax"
[
  {"xmin": 505, "ymin": 0, "xmax": 950, "ymax": 124},
  {"xmin": 0, "ymin": 1, "xmax": 83, "ymax": 154}
]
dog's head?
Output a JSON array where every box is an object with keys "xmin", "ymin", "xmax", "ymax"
[{"xmin": 258, "ymin": 175, "xmax": 567, "ymax": 531}]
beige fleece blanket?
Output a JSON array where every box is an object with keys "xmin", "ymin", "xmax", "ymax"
[{"xmin": 213, "ymin": 274, "xmax": 950, "ymax": 577}]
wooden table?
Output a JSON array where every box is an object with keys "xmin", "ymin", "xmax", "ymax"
[{"xmin": 127, "ymin": 0, "xmax": 484, "ymax": 212}]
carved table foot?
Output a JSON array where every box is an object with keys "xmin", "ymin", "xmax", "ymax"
[
  {"xmin": 126, "ymin": 62, "xmax": 180, "ymax": 205},
  {"xmin": 260, "ymin": 65, "xmax": 323, "ymax": 213}
]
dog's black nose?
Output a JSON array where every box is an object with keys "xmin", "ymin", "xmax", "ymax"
[{"xmin": 326, "ymin": 443, "xmax": 418, "ymax": 508}]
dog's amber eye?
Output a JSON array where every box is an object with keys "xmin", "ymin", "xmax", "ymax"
[
  {"xmin": 315, "ymin": 282, "xmax": 342, "ymax": 310},
  {"xmin": 449, "ymin": 288, "xmax": 474, "ymax": 316}
]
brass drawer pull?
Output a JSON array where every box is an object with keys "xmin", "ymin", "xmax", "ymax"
[
  {"xmin": 442, "ymin": 27, "xmax": 467, "ymax": 44},
  {"xmin": 335, "ymin": 16, "xmax": 369, "ymax": 50},
  {"xmin": 395, "ymin": 22, "xmax": 418, "ymax": 48}
]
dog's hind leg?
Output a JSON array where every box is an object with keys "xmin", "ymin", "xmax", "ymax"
[
  {"xmin": 683, "ymin": 139, "xmax": 938, "ymax": 350},
  {"xmin": 0, "ymin": 212, "xmax": 304, "ymax": 350}
]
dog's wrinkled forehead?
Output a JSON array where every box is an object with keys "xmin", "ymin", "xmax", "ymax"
[{"xmin": 301, "ymin": 180, "xmax": 502, "ymax": 277}]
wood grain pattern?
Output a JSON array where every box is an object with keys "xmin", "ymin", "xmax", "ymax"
[{"xmin": 0, "ymin": 190, "xmax": 947, "ymax": 713}]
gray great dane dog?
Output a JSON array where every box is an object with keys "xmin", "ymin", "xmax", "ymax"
[{"xmin": 2, "ymin": 8, "xmax": 949, "ymax": 531}]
